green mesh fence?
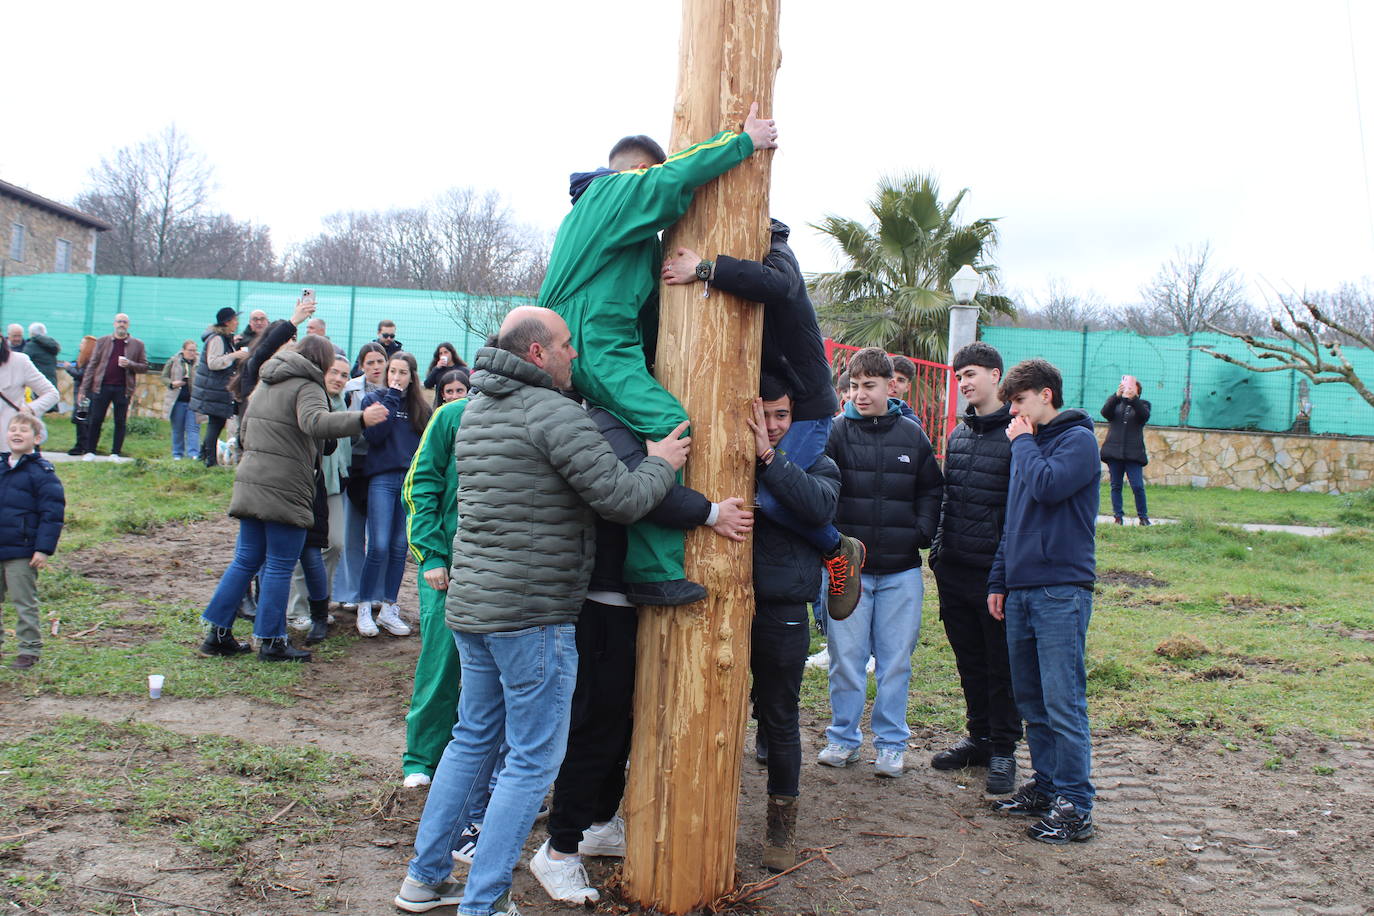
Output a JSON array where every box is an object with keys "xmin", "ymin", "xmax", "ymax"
[
  {"xmin": 0, "ymin": 273, "xmax": 529, "ymax": 370},
  {"xmin": 981, "ymin": 326, "xmax": 1374, "ymax": 437}
]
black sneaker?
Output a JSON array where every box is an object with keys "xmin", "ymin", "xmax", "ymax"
[
  {"xmin": 985, "ymin": 755, "xmax": 1017, "ymax": 795},
  {"xmin": 624, "ymin": 578, "xmax": 708, "ymax": 606},
  {"xmin": 451, "ymin": 822, "xmax": 480, "ymax": 865},
  {"xmin": 992, "ymin": 781, "xmax": 1053, "ymax": 816},
  {"xmin": 930, "ymin": 736, "xmax": 991, "ymax": 770},
  {"xmin": 1027, "ymin": 797, "xmax": 1094, "ymax": 844}
]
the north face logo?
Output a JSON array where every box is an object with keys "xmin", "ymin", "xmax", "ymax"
[{"xmin": 897, "ymin": 454, "xmax": 910, "ymax": 463}]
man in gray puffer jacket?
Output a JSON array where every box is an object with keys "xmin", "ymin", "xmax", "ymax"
[{"xmin": 398, "ymin": 306, "xmax": 691, "ymax": 916}]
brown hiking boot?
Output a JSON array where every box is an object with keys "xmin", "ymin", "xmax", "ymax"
[
  {"xmin": 763, "ymin": 794, "xmax": 798, "ymax": 873},
  {"xmin": 822, "ymin": 535, "xmax": 865, "ymax": 621}
]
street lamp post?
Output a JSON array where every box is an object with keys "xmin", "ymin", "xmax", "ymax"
[{"xmin": 948, "ymin": 264, "xmax": 982, "ymax": 413}]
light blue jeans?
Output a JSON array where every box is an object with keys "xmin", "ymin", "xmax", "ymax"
[
  {"xmin": 1005, "ymin": 585, "xmax": 1095, "ymax": 811},
  {"xmin": 824, "ymin": 567, "xmax": 923, "ymax": 751},
  {"xmin": 359, "ymin": 470, "xmax": 408, "ymax": 604},
  {"xmin": 331, "ymin": 488, "xmax": 367, "ymax": 604},
  {"xmin": 169, "ymin": 400, "xmax": 199, "ymax": 459},
  {"xmin": 407, "ymin": 624, "xmax": 578, "ymax": 915}
]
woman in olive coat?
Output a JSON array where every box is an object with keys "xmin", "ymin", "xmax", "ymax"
[{"xmin": 197, "ymin": 335, "xmax": 387, "ymax": 662}]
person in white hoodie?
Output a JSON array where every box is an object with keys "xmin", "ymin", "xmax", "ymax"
[{"xmin": 0, "ymin": 339, "xmax": 58, "ymax": 444}]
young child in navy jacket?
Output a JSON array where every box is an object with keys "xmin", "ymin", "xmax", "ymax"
[{"xmin": 0, "ymin": 414, "xmax": 66, "ymax": 669}]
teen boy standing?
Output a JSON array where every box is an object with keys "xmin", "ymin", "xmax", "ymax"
[
  {"xmin": 929, "ymin": 342, "xmax": 1021, "ymax": 795},
  {"xmin": 987, "ymin": 358, "xmax": 1100, "ymax": 845},
  {"xmin": 819, "ymin": 347, "xmax": 942, "ymax": 777}
]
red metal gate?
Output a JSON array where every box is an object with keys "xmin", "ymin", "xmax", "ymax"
[{"xmin": 823, "ymin": 339, "xmax": 957, "ymax": 459}]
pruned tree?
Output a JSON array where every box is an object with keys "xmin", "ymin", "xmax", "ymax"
[
  {"xmin": 76, "ymin": 125, "xmax": 274, "ymax": 279},
  {"xmin": 1201, "ymin": 293, "xmax": 1374, "ymax": 409},
  {"xmin": 1127, "ymin": 242, "xmax": 1252, "ymax": 335},
  {"xmin": 995, "ymin": 279, "xmax": 1109, "ymax": 330}
]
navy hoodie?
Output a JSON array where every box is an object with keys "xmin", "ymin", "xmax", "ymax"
[
  {"xmin": 361, "ymin": 387, "xmax": 422, "ymax": 476},
  {"xmin": 987, "ymin": 409, "xmax": 1100, "ymax": 594}
]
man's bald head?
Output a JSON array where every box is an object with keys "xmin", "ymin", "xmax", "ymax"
[{"xmin": 496, "ymin": 306, "xmax": 576, "ymax": 388}]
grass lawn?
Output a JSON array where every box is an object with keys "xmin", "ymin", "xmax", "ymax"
[{"xmin": 1099, "ymin": 480, "xmax": 1352, "ymax": 527}]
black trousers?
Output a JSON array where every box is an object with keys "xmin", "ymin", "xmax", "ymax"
[
  {"xmin": 934, "ymin": 561, "xmax": 1022, "ymax": 755},
  {"xmin": 86, "ymin": 384, "xmax": 129, "ymax": 455},
  {"xmin": 548, "ymin": 599, "xmax": 638, "ymax": 855},
  {"xmin": 751, "ymin": 601, "xmax": 809, "ymax": 797},
  {"xmin": 201, "ymin": 414, "xmax": 229, "ymax": 467}
]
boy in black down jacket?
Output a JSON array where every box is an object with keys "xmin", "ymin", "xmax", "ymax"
[
  {"xmin": 818, "ymin": 348, "xmax": 943, "ymax": 778},
  {"xmin": 0, "ymin": 414, "xmax": 65, "ymax": 669}
]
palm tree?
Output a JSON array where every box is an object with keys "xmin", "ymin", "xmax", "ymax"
[{"xmin": 808, "ymin": 173, "xmax": 1014, "ymax": 362}]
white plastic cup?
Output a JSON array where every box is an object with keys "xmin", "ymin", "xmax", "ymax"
[{"xmin": 148, "ymin": 674, "xmax": 164, "ymax": 699}]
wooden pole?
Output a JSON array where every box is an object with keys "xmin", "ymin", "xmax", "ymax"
[{"xmin": 623, "ymin": 1, "xmax": 780, "ymax": 912}]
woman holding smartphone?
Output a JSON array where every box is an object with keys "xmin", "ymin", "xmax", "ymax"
[{"xmin": 1101, "ymin": 374, "xmax": 1151, "ymax": 525}]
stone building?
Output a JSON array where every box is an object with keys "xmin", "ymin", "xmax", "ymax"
[{"xmin": 1, "ymin": 179, "xmax": 109, "ymax": 276}]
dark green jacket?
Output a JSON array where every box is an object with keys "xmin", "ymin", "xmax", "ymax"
[
  {"xmin": 228, "ymin": 351, "xmax": 363, "ymax": 529},
  {"xmin": 445, "ymin": 348, "xmax": 676, "ymax": 633},
  {"xmin": 25, "ymin": 335, "xmax": 60, "ymax": 386}
]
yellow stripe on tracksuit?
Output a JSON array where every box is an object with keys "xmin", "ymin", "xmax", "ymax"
[{"xmin": 403, "ymin": 397, "xmax": 467, "ymax": 566}]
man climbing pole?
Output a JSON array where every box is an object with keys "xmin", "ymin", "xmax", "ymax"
[{"xmin": 540, "ymin": 103, "xmax": 778, "ymax": 606}]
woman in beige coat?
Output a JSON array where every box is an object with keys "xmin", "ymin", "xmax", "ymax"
[
  {"xmin": 0, "ymin": 339, "xmax": 58, "ymax": 443},
  {"xmin": 196, "ymin": 334, "xmax": 387, "ymax": 662}
]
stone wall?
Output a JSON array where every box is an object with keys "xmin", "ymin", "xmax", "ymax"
[
  {"xmin": 1, "ymin": 197, "xmax": 99, "ymax": 275},
  {"xmin": 1102, "ymin": 424, "xmax": 1374, "ymax": 494},
  {"xmin": 56, "ymin": 368, "xmax": 171, "ymax": 419}
]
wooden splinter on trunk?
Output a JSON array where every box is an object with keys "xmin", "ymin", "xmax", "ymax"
[{"xmin": 623, "ymin": 0, "xmax": 781, "ymax": 912}]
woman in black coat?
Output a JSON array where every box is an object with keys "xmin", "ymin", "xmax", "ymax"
[{"xmin": 1101, "ymin": 375, "xmax": 1151, "ymax": 525}]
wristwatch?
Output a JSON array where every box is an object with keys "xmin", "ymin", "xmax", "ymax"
[{"xmin": 695, "ymin": 259, "xmax": 714, "ymax": 282}]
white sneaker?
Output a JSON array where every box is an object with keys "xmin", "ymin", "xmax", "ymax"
[
  {"xmin": 394, "ymin": 876, "xmax": 464, "ymax": 913},
  {"xmin": 866, "ymin": 656, "xmax": 876, "ymax": 674},
  {"xmin": 287, "ymin": 614, "xmax": 311, "ymax": 632},
  {"xmin": 874, "ymin": 747, "xmax": 905, "ymax": 777},
  {"xmin": 377, "ymin": 602, "xmax": 412, "ymax": 636},
  {"xmin": 402, "ymin": 772, "xmax": 431, "ymax": 789},
  {"xmin": 577, "ymin": 814, "xmax": 626, "ymax": 857},
  {"xmin": 805, "ymin": 647, "xmax": 830, "ymax": 669},
  {"xmin": 82, "ymin": 453, "xmax": 95, "ymax": 462},
  {"xmin": 817, "ymin": 743, "xmax": 861, "ymax": 767},
  {"xmin": 356, "ymin": 604, "xmax": 379, "ymax": 637},
  {"xmin": 530, "ymin": 840, "xmax": 600, "ymax": 904}
]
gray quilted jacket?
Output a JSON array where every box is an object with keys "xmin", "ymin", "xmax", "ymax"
[{"xmin": 445, "ymin": 347, "xmax": 676, "ymax": 633}]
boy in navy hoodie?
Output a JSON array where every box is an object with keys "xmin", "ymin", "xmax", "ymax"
[
  {"xmin": 986, "ymin": 359, "xmax": 1100, "ymax": 845},
  {"xmin": 0, "ymin": 414, "xmax": 66, "ymax": 670}
]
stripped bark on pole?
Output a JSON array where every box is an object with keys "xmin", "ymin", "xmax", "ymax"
[{"xmin": 623, "ymin": 0, "xmax": 781, "ymax": 911}]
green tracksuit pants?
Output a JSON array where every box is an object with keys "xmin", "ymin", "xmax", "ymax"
[{"xmin": 402, "ymin": 576, "xmax": 461, "ymax": 777}]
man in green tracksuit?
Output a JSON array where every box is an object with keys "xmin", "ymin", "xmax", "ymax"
[
  {"xmin": 400, "ymin": 396, "xmax": 467, "ymax": 786},
  {"xmin": 540, "ymin": 102, "xmax": 778, "ymax": 606}
]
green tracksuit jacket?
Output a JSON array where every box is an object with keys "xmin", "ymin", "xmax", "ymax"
[
  {"xmin": 400, "ymin": 397, "xmax": 466, "ymax": 776},
  {"xmin": 540, "ymin": 129, "xmax": 754, "ymax": 584}
]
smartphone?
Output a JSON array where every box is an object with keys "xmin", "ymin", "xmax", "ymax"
[{"xmin": 302, "ymin": 288, "xmax": 315, "ymax": 301}]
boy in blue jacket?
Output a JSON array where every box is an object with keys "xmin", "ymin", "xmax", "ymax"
[
  {"xmin": 986, "ymin": 359, "xmax": 1100, "ymax": 845},
  {"xmin": 0, "ymin": 414, "xmax": 66, "ymax": 670}
]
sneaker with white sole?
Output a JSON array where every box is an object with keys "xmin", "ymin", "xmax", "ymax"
[
  {"xmin": 817, "ymin": 743, "xmax": 861, "ymax": 767},
  {"xmin": 402, "ymin": 772, "xmax": 431, "ymax": 788},
  {"xmin": 394, "ymin": 875, "xmax": 464, "ymax": 912},
  {"xmin": 874, "ymin": 747, "xmax": 905, "ymax": 777},
  {"xmin": 377, "ymin": 603, "xmax": 412, "ymax": 636},
  {"xmin": 490, "ymin": 890, "xmax": 519, "ymax": 915},
  {"xmin": 356, "ymin": 604, "xmax": 379, "ymax": 637},
  {"xmin": 804, "ymin": 646, "xmax": 830, "ymax": 670},
  {"xmin": 530, "ymin": 840, "xmax": 600, "ymax": 905},
  {"xmin": 287, "ymin": 614, "xmax": 312, "ymax": 632},
  {"xmin": 577, "ymin": 814, "xmax": 625, "ymax": 857},
  {"xmin": 451, "ymin": 822, "xmax": 480, "ymax": 865}
]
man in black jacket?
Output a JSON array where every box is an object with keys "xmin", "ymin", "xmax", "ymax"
[
  {"xmin": 661, "ymin": 219, "xmax": 863, "ymax": 618},
  {"xmin": 528, "ymin": 406, "xmax": 753, "ymax": 906},
  {"xmin": 818, "ymin": 347, "xmax": 943, "ymax": 778},
  {"xmin": 747, "ymin": 373, "xmax": 840, "ymax": 873},
  {"xmin": 929, "ymin": 342, "xmax": 1021, "ymax": 795}
]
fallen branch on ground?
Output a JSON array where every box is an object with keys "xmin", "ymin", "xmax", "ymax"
[{"xmin": 75, "ymin": 885, "xmax": 233, "ymax": 915}]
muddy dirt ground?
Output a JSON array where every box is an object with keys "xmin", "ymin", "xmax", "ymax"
[{"xmin": 3, "ymin": 516, "xmax": 1372, "ymax": 916}]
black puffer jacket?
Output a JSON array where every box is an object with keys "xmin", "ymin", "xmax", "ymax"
[
  {"xmin": 754, "ymin": 451, "xmax": 840, "ymax": 603},
  {"xmin": 1100, "ymin": 394, "xmax": 1151, "ymax": 465},
  {"xmin": 586, "ymin": 407, "xmax": 712, "ymax": 594},
  {"xmin": 711, "ymin": 220, "xmax": 838, "ymax": 423},
  {"xmin": 190, "ymin": 330, "xmax": 238, "ymax": 420},
  {"xmin": 932, "ymin": 404, "xmax": 1013, "ymax": 571},
  {"xmin": 826, "ymin": 401, "xmax": 944, "ymax": 573}
]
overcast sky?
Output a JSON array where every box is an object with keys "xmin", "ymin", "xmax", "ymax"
[{"xmin": 7, "ymin": 0, "xmax": 1373, "ymax": 309}]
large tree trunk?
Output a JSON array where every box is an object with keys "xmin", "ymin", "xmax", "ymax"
[{"xmin": 622, "ymin": 1, "xmax": 780, "ymax": 912}]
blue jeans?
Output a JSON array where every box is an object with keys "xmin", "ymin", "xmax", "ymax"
[
  {"xmin": 332, "ymin": 487, "xmax": 367, "ymax": 603},
  {"xmin": 359, "ymin": 470, "xmax": 408, "ymax": 604},
  {"xmin": 757, "ymin": 418, "xmax": 839, "ymax": 554},
  {"xmin": 1106, "ymin": 460, "xmax": 1147, "ymax": 518},
  {"xmin": 824, "ymin": 567, "xmax": 923, "ymax": 751},
  {"xmin": 407, "ymin": 624, "xmax": 578, "ymax": 915},
  {"xmin": 299, "ymin": 544, "xmax": 328, "ymax": 601},
  {"xmin": 201, "ymin": 518, "xmax": 307, "ymax": 640},
  {"xmin": 1004, "ymin": 585, "xmax": 1095, "ymax": 812},
  {"xmin": 169, "ymin": 400, "xmax": 199, "ymax": 459}
]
